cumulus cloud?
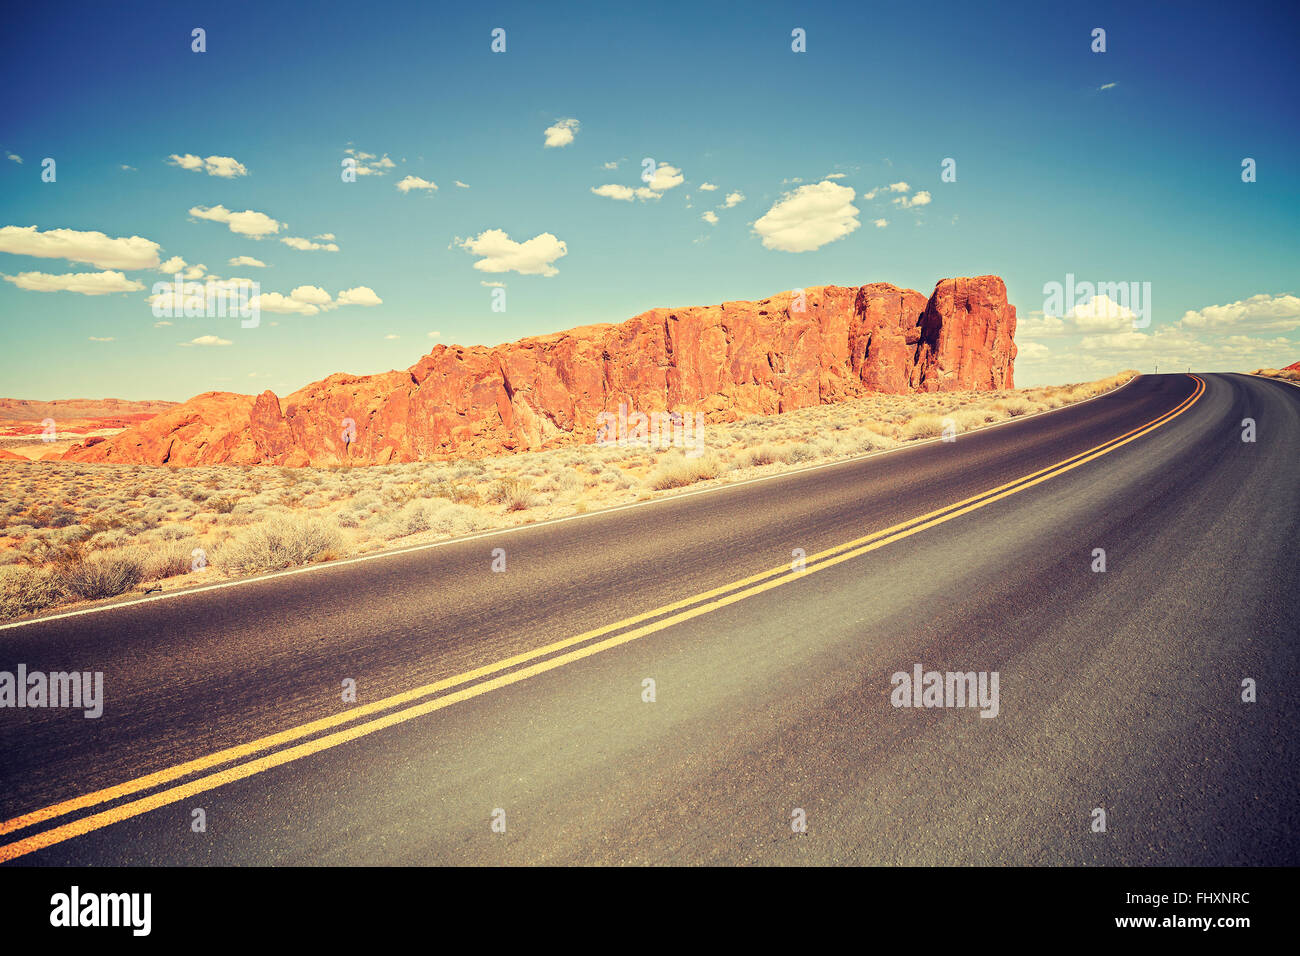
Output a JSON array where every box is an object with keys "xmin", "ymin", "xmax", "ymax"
[
  {"xmin": 0, "ymin": 225, "xmax": 161, "ymax": 270},
  {"xmin": 698, "ymin": 182, "xmax": 718, "ymax": 191},
  {"xmin": 591, "ymin": 184, "xmax": 635, "ymax": 201},
  {"xmin": 873, "ymin": 218, "xmax": 888, "ymax": 228},
  {"xmin": 1179, "ymin": 293, "xmax": 1300, "ymax": 333},
  {"xmin": 893, "ymin": 190, "xmax": 932, "ymax": 209},
  {"xmin": 281, "ymin": 236, "xmax": 340, "ymax": 252},
  {"xmin": 158, "ymin": 257, "xmax": 207, "ymax": 280},
  {"xmin": 1068, "ymin": 293, "xmax": 1138, "ymax": 331},
  {"xmin": 701, "ymin": 211, "xmax": 719, "ymax": 225},
  {"xmin": 644, "ymin": 163, "xmax": 684, "ymax": 193},
  {"xmin": 184, "ymin": 335, "xmax": 233, "ymax": 347},
  {"xmin": 543, "ymin": 118, "xmax": 580, "ymax": 148},
  {"xmin": 6, "ymin": 153, "xmax": 21, "ymax": 164},
  {"xmin": 591, "ymin": 162, "xmax": 685, "ymax": 203},
  {"xmin": 1017, "ymin": 313, "xmax": 1067, "ymax": 338},
  {"xmin": 189, "ymin": 205, "xmax": 283, "ymax": 238},
  {"xmin": 753, "ymin": 180, "xmax": 860, "ymax": 253},
  {"xmin": 3, "ymin": 270, "xmax": 145, "ymax": 295},
  {"xmin": 396, "ymin": 175, "xmax": 437, "ymax": 193},
  {"xmin": 454, "ymin": 180, "xmax": 470, "ymax": 188},
  {"xmin": 457, "ymin": 229, "xmax": 567, "ymax": 276},
  {"xmin": 344, "ymin": 148, "xmax": 396, "ymax": 177},
  {"xmin": 336, "ymin": 286, "xmax": 382, "ymax": 306},
  {"xmin": 723, "ymin": 191, "xmax": 745, "ymax": 208},
  {"xmin": 245, "ymin": 284, "xmax": 381, "ymax": 316},
  {"xmin": 888, "ymin": 182, "xmax": 910, "ymax": 193},
  {"xmin": 229, "ymin": 255, "xmax": 266, "ymax": 268},
  {"xmin": 167, "ymin": 154, "xmax": 248, "ymax": 178}
]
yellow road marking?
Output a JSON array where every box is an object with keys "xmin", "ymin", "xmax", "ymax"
[{"xmin": 0, "ymin": 376, "xmax": 1205, "ymax": 862}]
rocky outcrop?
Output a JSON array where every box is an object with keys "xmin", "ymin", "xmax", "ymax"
[{"xmin": 62, "ymin": 275, "xmax": 1018, "ymax": 466}]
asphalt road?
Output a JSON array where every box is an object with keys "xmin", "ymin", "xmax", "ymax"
[{"xmin": 1, "ymin": 372, "xmax": 1296, "ymax": 865}]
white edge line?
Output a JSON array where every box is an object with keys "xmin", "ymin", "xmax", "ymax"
[{"xmin": 0, "ymin": 373, "xmax": 1147, "ymax": 633}]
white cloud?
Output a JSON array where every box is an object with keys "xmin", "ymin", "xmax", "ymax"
[
  {"xmin": 3, "ymin": 270, "xmax": 145, "ymax": 295},
  {"xmin": 454, "ymin": 180, "xmax": 470, "ymax": 188},
  {"xmin": 427, "ymin": 330, "xmax": 441, "ymax": 338},
  {"xmin": 6, "ymin": 153, "xmax": 21, "ymax": 164},
  {"xmin": 189, "ymin": 204, "xmax": 283, "ymax": 238},
  {"xmin": 185, "ymin": 335, "xmax": 233, "ymax": 347},
  {"xmin": 753, "ymin": 180, "xmax": 860, "ymax": 253},
  {"xmin": 396, "ymin": 175, "xmax": 437, "ymax": 193},
  {"xmin": 315, "ymin": 233, "xmax": 335, "ymax": 241},
  {"xmin": 825, "ymin": 173, "xmax": 847, "ymax": 179},
  {"xmin": 889, "ymin": 182, "xmax": 910, "ymax": 193},
  {"xmin": 591, "ymin": 184, "xmax": 635, "ymax": 201},
  {"xmin": 701, "ymin": 211, "xmax": 719, "ymax": 225},
  {"xmin": 543, "ymin": 118, "xmax": 580, "ymax": 148},
  {"xmin": 1017, "ymin": 313, "xmax": 1067, "ymax": 338},
  {"xmin": 893, "ymin": 190, "xmax": 932, "ymax": 209},
  {"xmin": 698, "ymin": 182, "xmax": 718, "ymax": 191},
  {"xmin": 281, "ymin": 236, "xmax": 339, "ymax": 252},
  {"xmin": 480, "ymin": 281, "xmax": 506, "ymax": 288},
  {"xmin": 154, "ymin": 320, "xmax": 173, "ymax": 327},
  {"xmin": 0, "ymin": 225, "xmax": 161, "ymax": 270},
  {"xmin": 592, "ymin": 162, "xmax": 685, "ymax": 203},
  {"xmin": 158, "ymin": 256, "xmax": 207, "ymax": 280},
  {"xmin": 1099, "ymin": 82, "xmax": 1118, "ymax": 91},
  {"xmin": 229, "ymin": 255, "xmax": 266, "ymax": 268},
  {"xmin": 458, "ymin": 229, "xmax": 567, "ymax": 276},
  {"xmin": 385, "ymin": 334, "xmax": 399, "ymax": 340},
  {"xmin": 873, "ymin": 218, "xmax": 888, "ymax": 228},
  {"xmin": 1068, "ymin": 293, "xmax": 1137, "ymax": 331},
  {"xmin": 1016, "ymin": 341, "xmax": 1051, "ymax": 360},
  {"xmin": 1179, "ymin": 293, "xmax": 1300, "ymax": 333},
  {"xmin": 87, "ymin": 336, "xmax": 115, "ymax": 342},
  {"xmin": 253, "ymin": 291, "xmax": 322, "ymax": 315},
  {"xmin": 723, "ymin": 191, "xmax": 745, "ymax": 208},
  {"xmin": 344, "ymin": 148, "xmax": 396, "ymax": 177},
  {"xmin": 336, "ymin": 286, "xmax": 382, "ymax": 306},
  {"xmin": 167, "ymin": 154, "xmax": 248, "ymax": 178},
  {"xmin": 644, "ymin": 163, "xmax": 684, "ymax": 192}
]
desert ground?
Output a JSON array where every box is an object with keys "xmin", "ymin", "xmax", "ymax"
[{"xmin": 0, "ymin": 372, "xmax": 1135, "ymax": 622}]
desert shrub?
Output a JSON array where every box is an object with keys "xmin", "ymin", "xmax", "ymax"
[
  {"xmin": 217, "ymin": 515, "xmax": 343, "ymax": 575},
  {"xmin": 993, "ymin": 396, "xmax": 1034, "ymax": 417},
  {"xmin": 488, "ymin": 477, "xmax": 541, "ymax": 511},
  {"xmin": 0, "ymin": 565, "xmax": 67, "ymax": 618},
  {"xmin": 786, "ymin": 442, "xmax": 820, "ymax": 463},
  {"xmin": 746, "ymin": 444, "xmax": 787, "ymax": 467},
  {"xmin": 645, "ymin": 453, "xmax": 723, "ymax": 490},
  {"xmin": 58, "ymin": 549, "xmax": 146, "ymax": 600},
  {"xmin": 143, "ymin": 539, "xmax": 201, "ymax": 579},
  {"xmin": 903, "ymin": 414, "xmax": 948, "ymax": 439}
]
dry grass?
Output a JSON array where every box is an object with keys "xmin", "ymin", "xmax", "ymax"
[{"xmin": 0, "ymin": 369, "xmax": 1138, "ymax": 622}]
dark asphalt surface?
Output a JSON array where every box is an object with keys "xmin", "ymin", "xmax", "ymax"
[{"xmin": 2, "ymin": 372, "xmax": 1296, "ymax": 864}]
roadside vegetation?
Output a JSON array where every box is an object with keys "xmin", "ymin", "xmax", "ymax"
[{"xmin": 0, "ymin": 370, "xmax": 1137, "ymax": 621}]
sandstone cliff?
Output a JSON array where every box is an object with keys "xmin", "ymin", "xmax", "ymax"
[{"xmin": 61, "ymin": 275, "xmax": 1017, "ymax": 466}]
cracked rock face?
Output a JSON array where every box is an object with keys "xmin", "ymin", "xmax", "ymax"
[{"xmin": 63, "ymin": 275, "xmax": 1017, "ymax": 466}]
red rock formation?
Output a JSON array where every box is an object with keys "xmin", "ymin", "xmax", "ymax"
[{"xmin": 62, "ymin": 275, "xmax": 1017, "ymax": 466}]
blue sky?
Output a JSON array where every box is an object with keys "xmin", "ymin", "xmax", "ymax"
[{"xmin": 1, "ymin": 0, "xmax": 1297, "ymax": 400}]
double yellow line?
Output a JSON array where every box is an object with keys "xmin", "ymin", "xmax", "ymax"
[{"xmin": 0, "ymin": 375, "xmax": 1205, "ymax": 863}]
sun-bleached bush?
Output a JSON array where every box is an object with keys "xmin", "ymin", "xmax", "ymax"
[{"xmin": 217, "ymin": 515, "xmax": 343, "ymax": 575}]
